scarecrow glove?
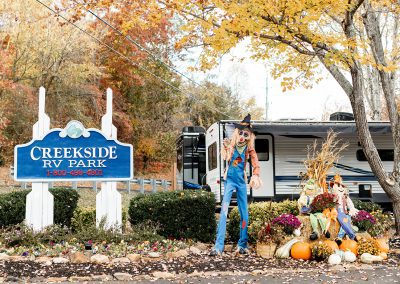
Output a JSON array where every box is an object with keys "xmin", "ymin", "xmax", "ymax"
[{"xmin": 249, "ymin": 175, "xmax": 262, "ymax": 189}]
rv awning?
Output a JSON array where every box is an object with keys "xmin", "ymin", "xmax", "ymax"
[{"xmin": 221, "ymin": 121, "xmax": 392, "ymax": 135}]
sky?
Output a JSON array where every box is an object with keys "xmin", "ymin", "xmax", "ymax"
[{"xmin": 175, "ymin": 41, "xmax": 353, "ymax": 121}]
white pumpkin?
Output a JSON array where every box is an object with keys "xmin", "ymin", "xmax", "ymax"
[
  {"xmin": 344, "ymin": 251, "xmax": 356, "ymax": 262},
  {"xmin": 328, "ymin": 254, "xmax": 342, "ymax": 265},
  {"xmin": 334, "ymin": 249, "xmax": 345, "ymax": 261}
]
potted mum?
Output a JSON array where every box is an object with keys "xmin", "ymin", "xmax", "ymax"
[
  {"xmin": 353, "ymin": 210, "xmax": 376, "ymax": 232},
  {"xmin": 271, "ymin": 213, "xmax": 302, "ymax": 235},
  {"xmin": 256, "ymin": 223, "xmax": 282, "ymax": 258},
  {"xmin": 310, "ymin": 193, "xmax": 337, "ymax": 213}
]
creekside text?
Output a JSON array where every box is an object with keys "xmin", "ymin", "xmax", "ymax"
[{"xmin": 30, "ymin": 146, "xmax": 117, "ymax": 168}]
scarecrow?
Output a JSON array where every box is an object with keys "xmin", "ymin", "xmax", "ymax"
[
  {"xmin": 298, "ymin": 179, "xmax": 331, "ymax": 240},
  {"xmin": 330, "ymin": 174, "xmax": 359, "ymax": 244},
  {"xmin": 210, "ymin": 114, "xmax": 262, "ymax": 256}
]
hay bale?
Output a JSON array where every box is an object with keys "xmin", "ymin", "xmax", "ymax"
[{"xmin": 297, "ymin": 215, "xmax": 340, "ymax": 244}]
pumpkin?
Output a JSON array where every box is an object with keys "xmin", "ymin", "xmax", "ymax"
[
  {"xmin": 290, "ymin": 242, "xmax": 312, "ymax": 260},
  {"xmin": 375, "ymin": 238, "xmax": 389, "ymax": 253},
  {"xmin": 339, "ymin": 239, "xmax": 358, "ymax": 255},
  {"xmin": 328, "ymin": 254, "xmax": 342, "ymax": 265},
  {"xmin": 275, "ymin": 239, "xmax": 300, "ymax": 259},
  {"xmin": 360, "ymin": 253, "xmax": 384, "ymax": 264},
  {"xmin": 378, "ymin": 252, "xmax": 388, "ymax": 260},
  {"xmin": 324, "ymin": 240, "xmax": 339, "ymax": 252},
  {"xmin": 344, "ymin": 251, "xmax": 356, "ymax": 262}
]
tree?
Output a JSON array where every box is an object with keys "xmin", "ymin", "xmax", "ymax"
[{"xmin": 168, "ymin": 0, "xmax": 400, "ymax": 233}]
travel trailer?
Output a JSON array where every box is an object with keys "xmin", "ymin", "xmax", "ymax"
[{"xmin": 176, "ymin": 119, "xmax": 393, "ymax": 206}]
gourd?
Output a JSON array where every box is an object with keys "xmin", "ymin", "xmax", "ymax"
[
  {"xmin": 275, "ymin": 239, "xmax": 300, "ymax": 259},
  {"xmin": 378, "ymin": 252, "xmax": 388, "ymax": 260},
  {"xmin": 290, "ymin": 242, "xmax": 312, "ymax": 260},
  {"xmin": 343, "ymin": 251, "xmax": 356, "ymax": 262},
  {"xmin": 328, "ymin": 254, "xmax": 342, "ymax": 265},
  {"xmin": 360, "ymin": 253, "xmax": 384, "ymax": 264},
  {"xmin": 339, "ymin": 240, "xmax": 358, "ymax": 255},
  {"xmin": 375, "ymin": 238, "xmax": 389, "ymax": 253},
  {"xmin": 324, "ymin": 240, "xmax": 339, "ymax": 252}
]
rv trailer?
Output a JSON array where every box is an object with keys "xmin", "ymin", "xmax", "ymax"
[{"xmin": 204, "ymin": 120, "xmax": 393, "ymax": 206}]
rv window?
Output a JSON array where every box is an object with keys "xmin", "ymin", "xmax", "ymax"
[
  {"xmin": 176, "ymin": 145, "xmax": 183, "ymax": 173},
  {"xmin": 255, "ymin": 139, "xmax": 269, "ymax": 161},
  {"xmin": 208, "ymin": 142, "xmax": 218, "ymax": 171},
  {"xmin": 356, "ymin": 149, "xmax": 394, "ymax": 161}
]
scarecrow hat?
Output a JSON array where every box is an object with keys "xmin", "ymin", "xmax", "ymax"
[
  {"xmin": 329, "ymin": 174, "xmax": 346, "ymax": 187},
  {"xmin": 234, "ymin": 113, "xmax": 253, "ymax": 132}
]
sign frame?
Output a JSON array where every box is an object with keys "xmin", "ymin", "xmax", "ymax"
[{"xmin": 14, "ymin": 122, "xmax": 134, "ymax": 182}]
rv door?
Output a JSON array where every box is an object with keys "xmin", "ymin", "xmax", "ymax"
[
  {"xmin": 206, "ymin": 123, "xmax": 222, "ymax": 202},
  {"xmin": 252, "ymin": 134, "xmax": 274, "ymax": 198}
]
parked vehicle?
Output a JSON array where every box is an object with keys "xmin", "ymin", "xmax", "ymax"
[{"xmin": 177, "ymin": 116, "xmax": 393, "ymax": 206}]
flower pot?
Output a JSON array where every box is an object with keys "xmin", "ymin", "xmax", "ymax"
[{"xmin": 256, "ymin": 242, "xmax": 277, "ymax": 259}]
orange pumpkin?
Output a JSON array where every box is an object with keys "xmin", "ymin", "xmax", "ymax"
[
  {"xmin": 291, "ymin": 242, "xmax": 312, "ymax": 260},
  {"xmin": 375, "ymin": 238, "xmax": 389, "ymax": 253},
  {"xmin": 324, "ymin": 240, "xmax": 339, "ymax": 252},
  {"xmin": 339, "ymin": 240, "xmax": 358, "ymax": 255}
]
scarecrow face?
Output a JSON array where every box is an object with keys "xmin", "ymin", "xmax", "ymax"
[
  {"xmin": 333, "ymin": 183, "xmax": 346, "ymax": 195},
  {"xmin": 238, "ymin": 129, "xmax": 251, "ymax": 144}
]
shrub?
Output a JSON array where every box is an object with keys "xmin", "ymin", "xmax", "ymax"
[
  {"xmin": 50, "ymin": 188, "xmax": 79, "ymax": 227},
  {"xmin": 0, "ymin": 191, "xmax": 29, "ymax": 227},
  {"xmin": 228, "ymin": 200, "xmax": 299, "ymax": 242},
  {"xmin": 71, "ymin": 207, "xmax": 128, "ymax": 233},
  {"xmin": 0, "ymin": 188, "xmax": 79, "ymax": 228},
  {"xmin": 352, "ymin": 210, "xmax": 376, "ymax": 231},
  {"xmin": 129, "ymin": 190, "xmax": 216, "ymax": 242},
  {"xmin": 353, "ymin": 200, "xmax": 382, "ymax": 213},
  {"xmin": 71, "ymin": 207, "xmax": 96, "ymax": 232}
]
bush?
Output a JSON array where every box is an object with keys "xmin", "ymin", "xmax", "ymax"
[
  {"xmin": 0, "ymin": 188, "xmax": 79, "ymax": 228},
  {"xmin": 0, "ymin": 191, "xmax": 29, "ymax": 227},
  {"xmin": 71, "ymin": 207, "xmax": 96, "ymax": 232},
  {"xmin": 129, "ymin": 190, "xmax": 216, "ymax": 242},
  {"xmin": 71, "ymin": 207, "xmax": 128, "ymax": 233},
  {"xmin": 353, "ymin": 200, "xmax": 382, "ymax": 213},
  {"xmin": 50, "ymin": 188, "xmax": 79, "ymax": 227},
  {"xmin": 228, "ymin": 200, "xmax": 299, "ymax": 242}
]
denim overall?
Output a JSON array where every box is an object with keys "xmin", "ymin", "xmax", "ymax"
[{"xmin": 214, "ymin": 146, "xmax": 248, "ymax": 253}]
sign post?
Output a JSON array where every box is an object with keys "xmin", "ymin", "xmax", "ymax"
[
  {"xmin": 14, "ymin": 87, "xmax": 133, "ymax": 231},
  {"xmin": 97, "ymin": 88, "xmax": 122, "ymax": 229},
  {"xmin": 26, "ymin": 87, "xmax": 53, "ymax": 231}
]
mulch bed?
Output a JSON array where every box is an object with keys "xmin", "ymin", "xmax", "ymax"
[{"xmin": 1, "ymin": 252, "xmax": 399, "ymax": 280}]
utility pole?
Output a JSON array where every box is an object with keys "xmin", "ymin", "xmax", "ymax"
[{"xmin": 265, "ymin": 75, "xmax": 269, "ymax": 121}]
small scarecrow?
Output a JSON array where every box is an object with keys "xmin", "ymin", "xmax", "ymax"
[
  {"xmin": 298, "ymin": 179, "xmax": 330, "ymax": 240},
  {"xmin": 210, "ymin": 114, "xmax": 262, "ymax": 256},
  {"xmin": 330, "ymin": 174, "xmax": 359, "ymax": 244}
]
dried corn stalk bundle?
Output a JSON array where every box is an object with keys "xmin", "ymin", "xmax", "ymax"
[{"xmin": 303, "ymin": 130, "xmax": 348, "ymax": 192}]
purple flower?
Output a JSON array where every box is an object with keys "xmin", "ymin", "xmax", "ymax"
[
  {"xmin": 272, "ymin": 213, "xmax": 302, "ymax": 231},
  {"xmin": 354, "ymin": 210, "xmax": 376, "ymax": 224}
]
